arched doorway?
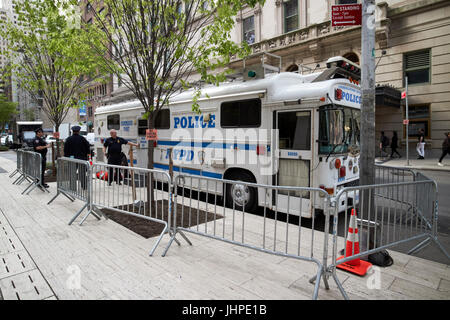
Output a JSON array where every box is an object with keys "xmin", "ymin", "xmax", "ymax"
[
  {"xmin": 343, "ymin": 52, "xmax": 360, "ymax": 64},
  {"xmin": 286, "ymin": 64, "xmax": 299, "ymax": 72}
]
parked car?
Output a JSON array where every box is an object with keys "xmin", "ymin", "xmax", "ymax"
[
  {"xmin": 45, "ymin": 135, "xmax": 57, "ymax": 144},
  {"xmin": 1, "ymin": 134, "xmax": 13, "ymax": 146}
]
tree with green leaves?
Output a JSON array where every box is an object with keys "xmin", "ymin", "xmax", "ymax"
[
  {"xmin": 0, "ymin": 94, "xmax": 17, "ymax": 134},
  {"xmin": 87, "ymin": 0, "xmax": 265, "ymax": 173},
  {"xmin": 0, "ymin": 0, "xmax": 107, "ymax": 157}
]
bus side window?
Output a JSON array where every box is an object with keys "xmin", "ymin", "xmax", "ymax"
[
  {"xmin": 107, "ymin": 114, "xmax": 120, "ymax": 130},
  {"xmin": 138, "ymin": 109, "xmax": 170, "ymax": 134},
  {"xmin": 221, "ymin": 99, "xmax": 261, "ymax": 128}
]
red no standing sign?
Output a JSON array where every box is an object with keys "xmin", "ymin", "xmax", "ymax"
[{"xmin": 332, "ymin": 4, "xmax": 362, "ymax": 27}]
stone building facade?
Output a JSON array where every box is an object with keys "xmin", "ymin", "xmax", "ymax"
[{"xmin": 228, "ymin": 0, "xmax": 450, "ymax": 157}]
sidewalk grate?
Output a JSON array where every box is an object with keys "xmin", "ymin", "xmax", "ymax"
[
  {"xmin": 0, "ymin": 269, "xmax": 54, "ymax": 300},
  {"xmin": 0, "ymin": 224, "xmax": 25, "ymax": 255},
  {"xmin": 0, "ymin": 250, "xmax": 36, "ymax": 279}
]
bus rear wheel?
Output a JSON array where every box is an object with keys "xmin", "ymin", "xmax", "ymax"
[{"xmin": 225, "ymin": 171, "xmax": 257, "ymax": 212}]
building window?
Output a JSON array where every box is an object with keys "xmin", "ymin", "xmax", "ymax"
[
  {"xmin": 284, "ymin": 0, "xmax": 299, "ymax": 33},
  {"xmin": 337, "ymin": 0, "xmax": 358, "ymax": 4},
  {"xmin": 404, "ymin": 49, "xmax": 431, "ymax": 85},
  {"xmin": 221, "ymin": 99, "xmax": 261, "ymax": 128},
  {"xmin": 243, "ymin": 16, "xmax": 255, "ymax": 45},
  {"xmin": 88, "ymin": 107, "xmax": 93, "ymax": 117},
  {"xmin": 404, "ymin": 105, "xmax": 430, "ymax": 138},
  {"xmin": 107, "ymin": 114, "xmax": 120, "ymax": 130}
]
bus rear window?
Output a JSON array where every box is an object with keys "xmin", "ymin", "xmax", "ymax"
[
  {"xmin": 107, "ymin": 114, "xmax": 120, "ymax": 130},
  {"xmin": 221, "ymin": 99, "xmax": 261, "ymax": 128}
]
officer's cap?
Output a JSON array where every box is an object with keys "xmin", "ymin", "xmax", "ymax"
[
  {"xmin": 71, "ymin": 125, "xmax": 81, "ymax": 132},
  {"xmin": 35, "ymin": 127, "xmax": 43, "ymax": 133}
]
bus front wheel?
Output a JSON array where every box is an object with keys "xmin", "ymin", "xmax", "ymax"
[{"xmin": 225, "ymin": 171, "xmax": 257, "ymax": 213}]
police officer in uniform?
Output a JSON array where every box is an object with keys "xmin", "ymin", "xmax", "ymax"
[
  {"xmin": 33, "ymin": 128, "xmax": 50, "ymax": 188},
  {"xmin": 64, "ymin": 126, "xmax": 91, "ymax": 190},
  {"xmin": 103, "ymin": 129, "xmax": 139, "ymax": 185},
  {"xmin": 64, "ymin": 126, "xmax": 91, "ymax": 161}
]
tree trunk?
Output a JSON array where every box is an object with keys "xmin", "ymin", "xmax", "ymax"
[
  {"xmin": 52, "ymin": 124, "xmax": 60, "ymax": 176},
  {"xmin": 146, "ymin": 115, "xmax": 155, "ymax": 214}
]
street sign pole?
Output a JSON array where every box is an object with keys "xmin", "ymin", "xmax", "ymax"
[
  {"xmin": 405, "ymin": 76, "xmax": 410, "ymax": 166},
  {"xmin": 360, "ymin": 0, "xmax": 376, "ymax": 188}
]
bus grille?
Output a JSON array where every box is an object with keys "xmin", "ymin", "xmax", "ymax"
[{"xmin": 341, "ymin": 179, "xmax": 359, "ymax": 188}]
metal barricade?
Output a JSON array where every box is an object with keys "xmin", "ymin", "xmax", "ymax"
[
  {"xmin": 11, "ymin": 149, "xmax": 26, "ymax": 183},
  {"xmin": 17, "ymin": 150, "xmax": 49, "ymax": 195},
  {"xmin": 47, "ymin": 157, "xmax": 100, "ymax": 225},
  {"xmin": 163, "ymin": 174, "xmax": 332, "ymax": 300},
  {"xmin": 323, "ymin": 178, "xmax": 449, "ymax": 300},
  {"xmin": 375, "ymin": 164, "xmax": 416, "ymax": 184},
  {"xmin": 89, "ymin": 162, "xmax": 173, "ymax": 256},
  {"xmin": 9, "ymin": 149, "xmax": 24, "ymax": 179}
]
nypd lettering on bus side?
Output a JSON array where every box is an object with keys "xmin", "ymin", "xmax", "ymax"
[
  {"xmin": 165, "ymin": 149, "xmax": 195, "ymax": 161},
  {"xmin": 174, "ymin": 115, "xmax": 216, "ymax": 129}
]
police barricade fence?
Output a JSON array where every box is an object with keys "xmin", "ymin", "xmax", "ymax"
[
  {"xmin": 375, "ymin": 164, "xmax": 417, "ymax": 184},
  {"xmin": 10, "ymin": 148, "xmax": 26, "ymax": 182},
  {"xmin": 322, "ymin": 177, "xmax": 449, "ymax": 300},
  {"xmin": 9, "ymin": 148, "xmax": 25, "ymax": 179},
  {"xmin": 47, "ymin": 157, "xmax": 174, "ymax": 256},
  {"xmin": 89, "ymin": 162, "xmax": 173, "ymax": 256},
  {"xmin": 162, "ymin": 174, "xmax": 333, "ymax": 300},
  {"xmin": 47, "ymin": 157, "xmax": 96, "ymax": 225},
  {"xmin": 13, "ymin": 149, "xmax": 49, "ymax": 195}
]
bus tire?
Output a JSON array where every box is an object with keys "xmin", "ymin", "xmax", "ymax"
[{"xmin": 225, "ymin": 171, "xmax": 257, "ymax": 212}]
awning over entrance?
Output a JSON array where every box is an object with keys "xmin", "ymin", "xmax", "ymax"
[{"xmin": 376, "ymin": 85, "xmax": 401, "ymax": 108}]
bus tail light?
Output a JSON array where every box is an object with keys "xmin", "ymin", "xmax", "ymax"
[
  {"xmin": 335, "ymin": 88, "xmax": 343, "ymax": 101},
  {"xmin": 339, "ymin": 166, "xmax": 346, "ymax": 178},
  {"xmin": 334, "ymin": 158, "xmax": 341, "ymax": 169},
  {"xmin": 256, "ymin": 145, "xmax": 266, "ymax": 155},
  {"xmin": 153, "ymin": 140, "xmax": 157, "ymax": 148}
]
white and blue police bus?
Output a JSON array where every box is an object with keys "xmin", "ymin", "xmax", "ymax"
[{"xmin": 94, "ymin": 56, "xmax": 361, "ymax": 218}]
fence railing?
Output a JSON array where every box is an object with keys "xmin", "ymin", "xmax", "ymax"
[
  {"xmin": 9, "ymin": 148, "xmax": 24, "ymax": 179},
  {"xmin": 323, "ymin": 178, "xmax": 449, "ymax": 299},
  {"xmin": 47, "ymin": 157, "xmax": 98, "ymax": 225},
  {"xmin": 10, "ymin": 149, "xmax": 49, "ymax": 195},
  {"xmin": 89, "ymin": 162, "xmax": 174, "ymax": 256},
  {"xmin": 162, "ymin": 174, "xmax": 332, "ymax": 300},
  {"xmin": 375, "ymin": 164, "xmax": 416, "ymax": 184},
  {"xmin": 25, "ymin": 155, "xmax": 449, "ymax": 300}
]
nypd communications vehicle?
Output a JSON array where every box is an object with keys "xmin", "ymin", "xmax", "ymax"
[{"xmin": 94, "ymin": 56, "xmax": 361, "ymax": 218}]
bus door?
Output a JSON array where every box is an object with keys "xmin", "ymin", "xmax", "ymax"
[{"xmin": 275, "ymin": 110, "xmax": 312, "ymax": 217}]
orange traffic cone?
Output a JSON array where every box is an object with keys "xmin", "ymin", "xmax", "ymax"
[
  {"xmin": 96, "ymin": 171, "xmax": 108, "ymax": 181},
  {"xmin": 337, "ymin": 209, "xmax": 372, "ymax": 276}
]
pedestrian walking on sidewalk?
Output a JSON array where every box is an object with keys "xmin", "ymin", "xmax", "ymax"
[
  {"xmin": 103, "ymin": 129, "xmax": 139, "ymax": 185},
  {"xmin": 379, "ymin": 131, "xmax": 389, "ymax": 158},
  {"xmin": 64, "ymin": 126, "xmax": 91, "ymax": 190},
  {"xmin": 438, "ymin": 132, "xmax": 450, "ymax": 167},
  {"xmin": 33, "ymin": 128, "xmax": 50, "ymax": 188},
  {"xmin": 390, "ymin": 131, "xmax": 401, "ymax": 159},
  {"xmin": 416, "ymin": 128, "xmax": 426, "ymax": 159}
]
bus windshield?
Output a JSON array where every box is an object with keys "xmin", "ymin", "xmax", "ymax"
[
  {"xmin": 23, "ymin": 131, "xmax": 36, "ymax": 140},
  {"xmin": 319, "ymin": 106, "xmax": 360, "ymax": 154}
]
